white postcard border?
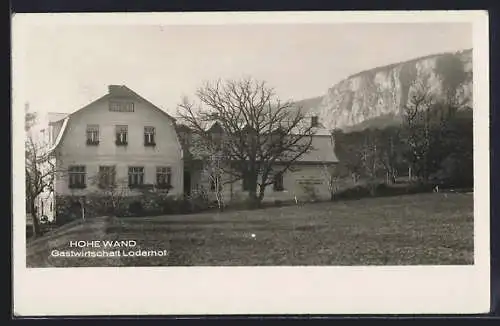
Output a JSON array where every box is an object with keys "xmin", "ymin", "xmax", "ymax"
[{"xmin": 12, "ymin": 11, "xmax": 490, "ymax": 316}]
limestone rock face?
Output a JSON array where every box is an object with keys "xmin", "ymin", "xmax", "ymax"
[{"xmin": 311, "ymin": 49, "xmax": 473, "ymax": 131}]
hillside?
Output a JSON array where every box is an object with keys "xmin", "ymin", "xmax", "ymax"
[
  {"xmin": 293, "ymin": 96, "xmax": 324, "ymax": 112},
  {"xmin": 301, "ymin": 49, "xmax": 473, "ymax": 131}
]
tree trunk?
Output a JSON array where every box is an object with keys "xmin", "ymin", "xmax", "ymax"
[
  {"xmin": 30, "ymin": 199, "xmax": 41, "ymax": 238},
  {"xmin": 329, "ymin": 176, "xmax": 336, "ymax": 201},
  {"xmin": 369, "ymin": 182, "xmax": 377, "ymax": 197},
  {"xmin": 216, "ymin": 189, "xmax": 224, "ymax": 212},
  {"xmin": 248, "ymin": 189, "xmax": 260, "ymax": 209},
  {"xmin": 230, "ymin": 179, "xmax": 233, "ymax": 202},
  {"xmin": 258, "ymin": 184, "xmax": 266, "ymax": 202},
  {"xmin": 246, "ymin": 173, "xmax": 261, "ymax": 209}
]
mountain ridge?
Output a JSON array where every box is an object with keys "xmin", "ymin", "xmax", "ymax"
[{"xmin": 295, "ymin": 48, "xmax": 473, "ymax": 132}]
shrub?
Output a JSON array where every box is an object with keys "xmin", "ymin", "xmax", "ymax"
[
  {"xmin": 429, "ymin": 156, "xmax": 473, "ymax": 190},
  {"xmin": 186, "ymin": 192, "xmax": 212, "ymax": 213},
  {"xmin": 159, "ymin": 193, "xmax": 211, "ymax": 215},
  {"xmin": 405, "ymin": 182, "xmax": 435, "ymax": 194},
  {"xmin": 333, "ymin": 181, "xmax": 437, "ymax": 201},
  {"xmin": 128, "ymin": 201, "xmax": 144, "ymax": 216},
  {"xmin": 374, "ymin": 183, "xmax": 410, "ymax": 196},
  {"xmin": 55, "ymin": 200, "xmax": 83, "ymax": 225},
  {"xmin": 334, "ymin": 185, "xmax": 371, "ymax": 200}
]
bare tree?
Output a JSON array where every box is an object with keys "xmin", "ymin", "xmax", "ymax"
[
  {"xmin": 360, "ymin": 129, "xmax": 382, "ymax": 195},
  {"xmin": 376, "ymin": 127, "xmax": 403, "ymax": 184},
  {"xmin": 178, "ymin": 77, "xmax": 315, "ymax": 207},
  {"xmin": 203, "ymin": 152, "xmax": 226, "ymax": 211},
  {"xmin": 320, "ymin": 163, "xmax": 340, "ymax": 201},
  {"xmin": 403, "ymin": 80, "xmax": 439, "ymax": 182},
  {"xmin": 435, "ymin": 53, "xmax": 469, "ymax": 111},
  {"xmin": 319, "ymin": 133, "xmax": 341, "ymax": 201},
  {"xmin": 25, "ymin": 110, "xmax": 56, "ymax": 237},
  {"xmin": 332, "ymin": 129, "xmax": 362, "ymax": 186}
]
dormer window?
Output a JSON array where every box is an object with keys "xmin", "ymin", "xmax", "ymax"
[
  {"xmin": 109, "ymin": 101, "xmax": 134, "ymax": 112},
  {"xmin": 115, "ymin": 125, "xmax": 128, "ymax": 146},
  {"xmin": 86, "ymin": 125, "xmax": 99, "ymax": 145},
  {"xmin": 144, "ymin": 126, "xmax": 156, "ymax": 146}
]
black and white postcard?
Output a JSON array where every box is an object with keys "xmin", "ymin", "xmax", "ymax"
[{"xmin": 12, "ymin": 11, "xmax": 490, "ymax": 316}]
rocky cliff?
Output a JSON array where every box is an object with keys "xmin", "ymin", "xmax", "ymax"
[{"xmin": 308, "ymin": 49, "xmax": 473, "ymax": 131}]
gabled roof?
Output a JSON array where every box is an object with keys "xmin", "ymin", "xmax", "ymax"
[
  {"xmin": 206, "ymin": 121, "xmax": 225, "ymax": 133},
  {"xmin": 50, "ymin": 85, "xmax": 175, "ymax": 125},
  {"xmin": 296, "ymin": 135, "xmax": 338, "ymax": 163},
  {"xmin": 178, "ymin": 127, "xmax": 338, "ymax": 164},
  {"xmin": 42, "ymin": 116, "xmax": 70, "ymax": 160},
  {"xmin": 48, "ymin": 112, "xmax": 69, "ymax": 125},
  {"xmin": 178, "ymin": 118, "xmax": 331, "ymax": 137},
  {"xmin": 46, "ymin": 85, "xmax": 176, "ymax": 155}
]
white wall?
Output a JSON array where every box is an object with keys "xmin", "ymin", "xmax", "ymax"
[
  {"xmin": 194, "ymin": 163, "xmax": 336, "ymax": 203},
  {"xmin": 54, "ymin": 96, "xmax": 184, "ymax": 197}
]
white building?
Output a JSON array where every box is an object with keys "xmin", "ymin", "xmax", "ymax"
[{"xmin": 33, "ymin": 85, "xmax": 339, "ymax": 221}]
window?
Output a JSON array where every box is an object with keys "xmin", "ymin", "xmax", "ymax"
[
  {"xmin": 144, "ymin": 126, "xmax": 156, "ymax": 146},
  {"xmin": 115, "ymin": 125, "xmax": 128, "ymax": 145},
  {"xmin": 98, "ymin": 166, "xmax": 116, "ymax": 189},
  {"xmin": 86, "ymin": 125, "xmax": 99, "ymax": 145},
  {"xmin": 273, "ymin": 172, "xmax": 284, "ymax": 192},
  {"xmin": 128, "ymin": 167, "xmax": 144, "ymax": 188},
  {"xmin": 156, "ymin": 167, "xmax": 171, "ymax": 188},
  {"xmin": 210, "ymin": 174, "xmax": 222, "ymax": 192},
  {"xmin": 109, "ymin": 101, "xmax": 134, "ymax": 112},
  {"xmin": 68, "ymin": 165, "xmax": 86, "ymax": 189},
  {"xmin": 311, "ymin": 116, "xmax": 319, "ymax": 127}
]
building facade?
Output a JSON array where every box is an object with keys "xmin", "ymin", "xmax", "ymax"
[
  {"xmin": 35, "ymin": 85, "xmax": 338, "ymax": 222},
  {"xmin": 42, "ymin": 85, "xmax": 184, "ymax": 221},
  {"xmin": 178, "ymin": 120, "xmax": 339, "ymax": 205}
]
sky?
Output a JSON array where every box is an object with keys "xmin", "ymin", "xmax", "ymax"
[{"xmin": 17, "ymin": 22, "xmax": 472, "ymax": 121}]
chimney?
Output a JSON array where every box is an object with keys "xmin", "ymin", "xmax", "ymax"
[
  {"xmin": 108, "ymin": 85, "xmax": 122, "ymax": 95},
  {"xmin": 110, "ymin": 84, "xmax": 133, "ymax": 95}
]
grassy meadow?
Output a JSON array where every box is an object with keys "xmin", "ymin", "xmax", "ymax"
[{"xmin": 26, "ymin": 192, "xmax": 474, "ymax": 267}]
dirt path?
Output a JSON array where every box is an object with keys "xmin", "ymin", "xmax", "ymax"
[{"xmin": 26, "ymin": 216, "xmax": 125, "ymax": 268}]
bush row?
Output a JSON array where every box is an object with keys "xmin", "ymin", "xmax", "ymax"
[
  {"xmin": 116, "ymin": 193, "xmax": 217, "ymax": 217},
  {"xmin": 334, "ymin": 182, "xmax": 436, "ymax": 201},
  {"xmin": 333, "ymin": 180, "xmax": 472, "ymax": 201}
]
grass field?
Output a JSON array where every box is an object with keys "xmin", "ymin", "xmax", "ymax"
[{"xmin": 26, "ymin": 192, "xmax": 474, "ymax": 267}]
